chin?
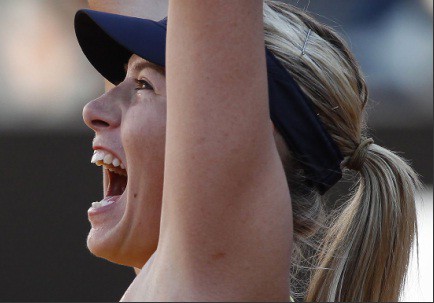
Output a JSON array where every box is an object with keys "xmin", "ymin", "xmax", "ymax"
[
  {"xmin": 86, "ymin": 150, "xmax": 163, "ymax": 268},
  {"xmin": 86, "ymin": 222, "xmax": 159, "ymax": 268}
]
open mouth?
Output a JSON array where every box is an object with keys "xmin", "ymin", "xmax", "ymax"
[
  {"xmin": 105, "ymin": 166, "xmax": 127, "ymax": 196},
  {"xmin": 90, "ymin": 149, "xmax": 127, "ymax": 209}
]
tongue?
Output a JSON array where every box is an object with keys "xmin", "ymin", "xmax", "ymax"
[{"xmin": 107, "ymin": 171, "xmax": 127, "ymax": 196}]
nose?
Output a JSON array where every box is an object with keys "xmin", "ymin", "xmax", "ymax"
[{"xmin": 83, "ymin": 91, "xmax": 122, "ymax": 132}]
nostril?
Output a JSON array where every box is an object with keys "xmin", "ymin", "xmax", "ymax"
[
  {"xmin": 92, "ymin": 120, "xmax": 110, "ymax": 128},
  {"xmin": 82, "ymin": 96, "xmax": 120, "ymax": 130}
]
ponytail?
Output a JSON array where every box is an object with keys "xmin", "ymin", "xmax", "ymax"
[
  {"xmin": 306, "ymin": 143, "xmax": 421, "ymax": 302},
  {"xmin": 262, "ymin": 2, "xmax": 421, "ymax": 300}
]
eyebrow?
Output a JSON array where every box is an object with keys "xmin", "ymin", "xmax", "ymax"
[{"xmin": 124, "ymin": 61, "xmax": 165, "ymax": 76}]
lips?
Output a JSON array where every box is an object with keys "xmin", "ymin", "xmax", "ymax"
[{"xmin": 89, "ymin": 149, "xmax": 128, "ymax": 211}]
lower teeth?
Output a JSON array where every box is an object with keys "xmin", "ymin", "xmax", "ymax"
[{"xmin": 92, "ymin": 199, "xmax": 114, "ymax": 209}]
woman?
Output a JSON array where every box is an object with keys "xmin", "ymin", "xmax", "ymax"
[{"xmin": 75, "ymin": 0, "xmax": 420, "ymax": 301}]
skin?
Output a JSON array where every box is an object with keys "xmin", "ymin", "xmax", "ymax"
[
  {"xmin": 148, "ymin": 2, "xmax": 292, "ymax": 300},
  {"xmin": 83, "ymin": 56, "xmax": 167, "ymax": 268},
  {"xmin": 83, "ymin": 0, "xmax": 293, "ymax": 300},
  {"xmin": 86, "ymin": 0, "xmax": 168, "ymax": 275}
]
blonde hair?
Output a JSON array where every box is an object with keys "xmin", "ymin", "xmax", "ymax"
[{"xmin": 263, "ymin": 1, "xmax": 421, "ymax": 301}]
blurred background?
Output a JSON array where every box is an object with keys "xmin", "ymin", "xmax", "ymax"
[{"xmin": 0, "ymin": 0, "xmax": 432, "ymax": 301}]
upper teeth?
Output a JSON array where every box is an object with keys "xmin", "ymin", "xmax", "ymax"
[{"xmin": 91, "ymin": 149, "xmax": 125, "ymax": 170}]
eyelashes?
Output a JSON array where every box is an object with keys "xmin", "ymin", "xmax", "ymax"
[{"xmin": 135, "ymin": 79, "xmax": 154, "ymax": 91}]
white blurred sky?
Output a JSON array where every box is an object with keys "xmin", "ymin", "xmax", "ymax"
[{"xmin": 401, "ymin": 188, "xmax": 433, "ymax": 302}]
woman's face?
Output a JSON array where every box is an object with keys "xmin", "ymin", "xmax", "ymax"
[{"xmin": 82, "ymin": 54, "xmax": 166, "ymax": 268}]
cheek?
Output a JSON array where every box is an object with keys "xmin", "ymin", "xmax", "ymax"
[{"xmin": 122, "ymin": 100, "xmax": 167, "ymax": 162}]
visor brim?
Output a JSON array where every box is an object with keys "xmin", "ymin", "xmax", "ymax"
[{"xmin": 74, "ymin": 9, "xmax": 166, "ymax": 85}]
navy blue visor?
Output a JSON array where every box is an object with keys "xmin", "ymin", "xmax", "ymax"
[{"xmin": 74, "ymin": 9, "xmax": 343, "ymax": 194}]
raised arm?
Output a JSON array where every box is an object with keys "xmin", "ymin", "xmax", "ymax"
[{"xmin": 151, "ymin": 1, "xmax": 292, "ymax": 300}]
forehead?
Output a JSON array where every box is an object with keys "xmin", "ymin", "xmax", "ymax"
[{"xmin": 126, "ymin": 54, "xmax": 165, "ymax": 75}]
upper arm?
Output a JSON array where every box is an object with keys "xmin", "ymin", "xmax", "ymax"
[{"xmin": 156, "ymin": 1, "xmax": 292, "ymax": 300}]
